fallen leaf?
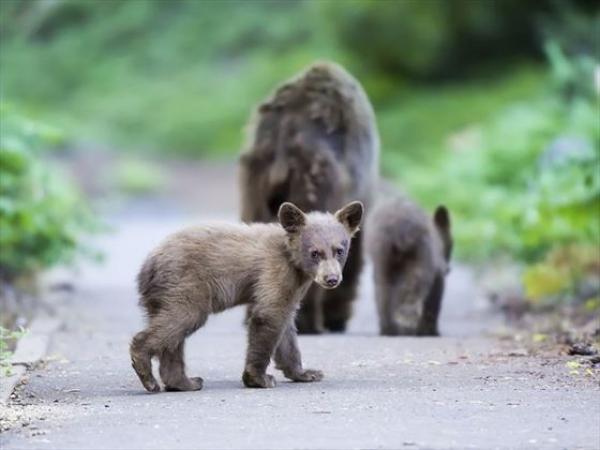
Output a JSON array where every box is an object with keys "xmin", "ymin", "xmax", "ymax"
[{"xmin": 566, "ymin": 361, "xmax": 581, "ymax": 370}]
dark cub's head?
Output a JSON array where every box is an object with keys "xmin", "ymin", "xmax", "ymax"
[{"xmin": 278, "ymin": 201, "xmax": 363, "ymax": 289}]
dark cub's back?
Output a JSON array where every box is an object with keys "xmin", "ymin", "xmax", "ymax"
[{"xmin": 366, "ymin": 196, "xmax": 452, "ymax": 336}]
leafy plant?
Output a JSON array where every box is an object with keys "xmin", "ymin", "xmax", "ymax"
[
  {"xmin": 523, "ymin": 245, "xmax": 600, "ymax": 304},
  {"xmin": 1, "ymin": 1, "xmax": 591, "ymax": 157},
  {"xmin": 393, "ymin": 38, "xmax": 598, "ymax": 263},
  {"xmin": 0, "ymin": 0, "xmax": 341, "ymax": 156},
  {"xmin": 386, "ymin": 34, "xmax": 599, "ymax": 307},
  {"xmin": 0, "ymin": 103, "xmax": 97, "ymax": 281},
  {"xmin": 112, "ymin": 158, "xmax": 166, "ymax": 195},
  {"xmin": 318, "ymin": 0, "xmax": 574, "ymax": 78},
  {"xmin": 0, "ymin": 326, "xmax": 26, "ymax": 376}
]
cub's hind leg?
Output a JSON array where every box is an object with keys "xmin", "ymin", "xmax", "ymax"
[
  {"xmin": 153, "ymin": 309, "xmax": 207, "ymax": 392},
  {"xmin": 130, "ymin": 330, "xmax": 160, "ymax": 392},
  {"xmin": 416, "ymin": 274, "xmax": 444, "ymax": 336},
  {"xmin": 160, "ymin": 341, "xmax": 203, "ymax": 391}
]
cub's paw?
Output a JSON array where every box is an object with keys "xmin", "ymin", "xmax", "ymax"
[
  {"xmin": 144, "ymin": 378, "xmax": 161, "ymax": 393},
  {"xmin": 135, "ymin": 372, "xmax": 160, "ymax": 393},
  {"xmin": 164, "ymin": 376, "xmax": 204, "ymax": 392},
  {"xmin": 242, "ymin": 371, "xmax": 276, "ymax": 389},
  {"xmin": 290, "ymin": 369, "xmax": 324, "ymax": 383}
]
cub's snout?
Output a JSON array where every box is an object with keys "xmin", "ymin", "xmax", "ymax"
[
  {"xmin": 324, "ymin": 274, "xmax": 340, "ymax": 288},
  {"xmin": 315, "ymin": 260, "xmax": 343, "ymax": 289}
]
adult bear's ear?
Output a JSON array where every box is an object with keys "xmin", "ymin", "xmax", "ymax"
[
  {"xmin": 335, "ymin": 201, "xmax": 363, "ymax": 236},
  {"xmin": 278, "ymin": 202, "xmax": 306, "ymax": 234},
  {"xmin": 434, "ymin": 205, "xmax": 453, "ymax": 261}
]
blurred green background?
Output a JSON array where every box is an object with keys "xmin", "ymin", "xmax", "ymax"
[{"xmin": 0, "ymin": 0, "xmax": 598, "ymax": 309}]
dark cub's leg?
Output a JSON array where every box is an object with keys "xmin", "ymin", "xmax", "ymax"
[
  {"xmin": 321, "ymin": 231, "xmax": 363, "ymax": 332},
  {"xmin": 375, "ymin": 267, "xmax": 418, "ymax": 336},
  {"xmin": 375, "ymin": 278, "xmax": 402, "ymax": 336},
  {"xmin": 417, "ymin": 275, "xmax": 444, "ymax": 336}
]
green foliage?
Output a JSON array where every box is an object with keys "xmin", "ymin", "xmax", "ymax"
[
  {"xmin": 0, "ymin": 104, "xmax": 96, "ymax": 281},
  {"xmin": 378, "ymin": 66, "xmax": 544, "ymax": 167},
  {"xmin": 112, "ymin": 158, "xmax": 166, "ymax": 195},
  {"xmin": 0, "ymin": 326, "xmax": 26, "ymax": 376},
  {"xmin": 0, "ymin": 0, "xmax": 596, "ymax": 305},
  {"xmin": 400, "ymin": 97, "xmax": 598, "ymax": 262},
  {"xmin": 522, "ymin": 245, "xmax": 599, "ymax": 304},
  {"xmin": 393, "ymin": 46, "xmax": 599, "ymax": 266},
  {"xmin": 319, "ymin": 0, "xmax": 570, "ymax": 79},
  {"xmin": 0, "ymin": 0, "xmax": 343, "ymax": 156},
  {"xmin": 541, "ymin": 1, "xmax": 599, "ymax": 101},
  {"xmin": 2, "ymin": 1, "xmax": 592, "ymax": 157}
]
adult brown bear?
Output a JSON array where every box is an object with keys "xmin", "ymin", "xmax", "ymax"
[{"xmin": 239, "ymin": 61, "xmax": 379, "ymax": 333}]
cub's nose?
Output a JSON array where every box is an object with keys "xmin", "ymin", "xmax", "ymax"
[{"xmin": 324, "ymin": 275, "xmax": 339, "ymax": 287}]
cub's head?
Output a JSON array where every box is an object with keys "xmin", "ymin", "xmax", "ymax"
[{"xmin": 278, "ymin": 201, "xmax": 363, "ymax": 289}]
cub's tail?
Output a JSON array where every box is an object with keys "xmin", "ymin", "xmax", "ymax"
[{"xmin": 136, "ymin": 255, "xmax": 162, "ymax": 317}]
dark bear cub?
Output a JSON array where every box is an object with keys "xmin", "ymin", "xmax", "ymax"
[
  {"xmin": 365, "ymin": 196, "xmax": 452, "ymax": 336},
  {"xmin": 130, "ymin": 201, "xmax": 363, "ymax": 392},
  {"xmin": 239, "ymin": 61, "xmax": 379, "ymax": 334}
]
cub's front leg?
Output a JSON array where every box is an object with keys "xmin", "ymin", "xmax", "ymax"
[
  {"xmin": 275, "ymin": 321, "xmax": 323, "ymax": 383},
  {"xmin": 243, "ymin": 302, "xmax": 291, "ymax": 388}
]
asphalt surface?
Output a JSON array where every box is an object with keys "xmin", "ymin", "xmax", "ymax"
[{"xmin": 2, "ymin": 164, "xmax": 599, "ymax": 450}]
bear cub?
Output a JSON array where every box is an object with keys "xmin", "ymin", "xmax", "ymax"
[
  {"xmin": 130, "ymin": 201, "xmax": 363, "ymax": 392},
  {"xmin": 365, "ymin": 196, "xmax": 452, "ymax": 336}
]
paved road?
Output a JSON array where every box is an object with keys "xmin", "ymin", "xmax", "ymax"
[{"xmin": 2, "ymin": 164, "xmax": 599, "ymax": 450}]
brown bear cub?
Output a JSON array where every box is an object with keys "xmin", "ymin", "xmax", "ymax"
[
  {"xmin": 130, "ymin": 201, "xmax": 363, "ymax": 392},
  {"xmin": 239, "ymin": 61, "xmax": 379, "ymax": 334},
  {"xmin": 365, "ymin": 196, "xmax": 452, "ymax": 336}
]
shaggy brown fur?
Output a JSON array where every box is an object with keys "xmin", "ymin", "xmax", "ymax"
[
  {"xmin": 365, "ymin": 195, "xmax": 452, "ymax": 336},
  {"xmin": 130, "ymin": 201, "xmax": 363, "ymax": 392},
  {"xmin": 239, "ymin": 61, "xmax": 379, "ymax": 334}
]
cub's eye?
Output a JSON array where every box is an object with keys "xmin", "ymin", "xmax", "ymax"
[
  {"xmin": 336, "ymin": 247, "xmax": 345, "ymax": 257},
  {"xmin": 311, "ymin": 250, "xmax": 320, "ymax": 261}
]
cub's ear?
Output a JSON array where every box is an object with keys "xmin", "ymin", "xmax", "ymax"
[
  {"xmin": 278, "ymin": 202, "xmax": 306, "ymax": 234},
  {"xmin": 335, "ymin": 201, "xmax": 364, "ymax": 236},
  {"xmin": 433, "ymin": 205, "xmax": 450, "ymax": 231},
  {"xmin": 433, "ymin": 205, "xmax": 453, "ymax": 260}
]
